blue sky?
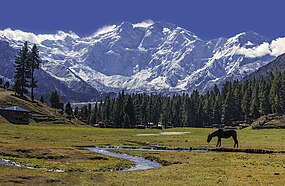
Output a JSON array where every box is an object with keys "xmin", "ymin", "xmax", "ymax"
[{"xmin": 1, "ymin": 0, "xmax": 284, "ymax": 40}]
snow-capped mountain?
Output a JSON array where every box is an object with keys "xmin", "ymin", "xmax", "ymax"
[{"xmin": 0, "ymin": 20, "xmax": 284, "ymax": 100}]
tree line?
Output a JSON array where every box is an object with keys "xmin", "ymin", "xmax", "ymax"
[
  {"xmin": 70, "ymin": 72, "xmax": 285, "ymax": 128},
  {"xmin": 0, "ymin": 78, "xmax": 10, "ymax": 89},
  {"xmin": 14, "ymin": 41, "xmax": 40, "ymax": 101}
]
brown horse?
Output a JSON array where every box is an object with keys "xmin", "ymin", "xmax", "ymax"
[{"xmin": 207, "ymin": 129, "xmax": 238, "ymax": 148}]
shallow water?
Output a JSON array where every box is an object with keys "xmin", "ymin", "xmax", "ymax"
[
  {"xmin": 86, "ymin": 147, "xmax": 161, "ymax": 171},
  {"xmin": 86, "ymin": 147, "xmax": 208, "ymax": 172},
  {"xmin": 136, "ymin": 132, "xmax": 191, "ymax": 136},
  {"xmin": 0, "ymin": 158, "xmax": 64, "ymax": 172}
]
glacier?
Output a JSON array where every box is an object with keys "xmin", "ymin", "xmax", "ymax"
[{"xmin": 0, "ymin": 21, "xmax": 281, "ymax": 101}]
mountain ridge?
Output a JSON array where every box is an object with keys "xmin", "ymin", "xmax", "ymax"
[
  {"xmin": 245, "ymin": 53, "xmax": 285, "ymax": 80},
  {"xmin": 0, "ymin": 21, "xmax": 284, "ymax": 100}
]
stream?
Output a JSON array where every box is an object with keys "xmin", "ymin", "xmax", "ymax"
[
  {"xmin": 0, "ymin": 158, "xmax": 64, "ymax": 172},
  {"xmin": 1, "ymin": 146, "xmax": 277, "ymax": 172},
  {"xmin": 86, "ymin": 147, "xmax": 208, "ymax": 172}
]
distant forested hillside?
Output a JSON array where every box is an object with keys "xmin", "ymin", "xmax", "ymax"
[
  {"xmin": 245, "ymin": 53, "xmax": 285, "ymax": 80},
  {"xmin": 73, "ymin": 71, "xmax": 285, "ymax": 128}
]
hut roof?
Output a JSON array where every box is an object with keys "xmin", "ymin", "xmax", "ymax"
[{"xmin": 0, "ymin": 106, "xmax": 31, "ymax": 113}]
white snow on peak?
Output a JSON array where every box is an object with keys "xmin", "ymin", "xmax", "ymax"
[
  {"xmin": 0, "ymin": 21, "xmax": 283, "ymax": 97},
  {"xmin": 133, "ymin": 20, "xmax": 154, "ymax": 28},
  {"xmin": 91, "ymin": 25, "xmax": 117, "ymax": 37}
]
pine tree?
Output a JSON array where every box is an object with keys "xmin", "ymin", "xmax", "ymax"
[
  {"xmin": 259, "ymin": 78, "xmax": 270, "ymax": 115},
  {"xmin": 270, "ymin": 73, "xmax": 283, "ymax": 114},
  {"xmin": 80, "ymin": 105, "xmax": 89, "ymax": 122},
  {"xmin": 4, "ymin": 81, "xmax": 10, "ymax": 90},
  {"xmin": 74, "ymin": 107, "xmax": 79, "ymax": 118},
  {"xmin": 140, "ymin": 94, "xmax": 148, "ymax": 126},
  {"xmin": 242, "ymin": 80, "xmax": 251, "ymax": 121},
  {"xmin": 49, "ymin": 91, "xmax": 61, "ymax": 109},
  {"xmin": 250, "ymin": 81, "xmax": 260, "ymax": 119},
  {"xmin": 65, "ymin": 102, "xmax": 73, "ymax": 115},
  {"xmin": 124, "ymin": 95, "xmax": 136, "ymax": 128},
  {"xmin": 212, "ymin": 94, "xmax": 221, "ymax": 124},
  {"xmin": 221, "ymin": 82, "xmax": 233, "ymax": 124},
  {"xmin": 14, "ymin": 41, "xmax": 31, "ymax": 97},
  {"xmin": 190, "ymin": 90, "xmax": 200, "ymax": 127},
  {"xmin": 28, "ymin": 44, "xmax": 40, "ymax": 101},
  {"xmin": 160, "ymin": 97, "xmax": 171, "ymax": 128},
  {"xmin": 279, "ymin": 73, "xmax": 285, "ymax": 113},
  {"xmin": 232, "ymin": 81, "xmax": 242, "ymax": 120},
  {"xmin": 181, "ymin": 95, "xmax": 190, "ymax": 127},
  {"xmin": 91, "ymin": 102, "xmax": 98, "ymax": 125},
  {"xmin": 202, "ymin": 92, "xmax": 212, "ymax": 126},
  {"xmin": 172, "ymin": 95, "xmax": 182, "ymax": 127},
  {"xmin": 112, "ymin": 92, "xmax": 125, "ymax": 127},
  {"xmin": 102, "ymin": 96, "xmax": 111, "ymax": 125},
  {"xmin": 40, "ymin": 96, "xmax": 44, "ymax": 103}
]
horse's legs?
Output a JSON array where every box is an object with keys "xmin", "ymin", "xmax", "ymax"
[
  {"xmin": 219, "ymin": 138, "xmax": 221, "ymax": 147},
  {"xmin": 216, "ymin": 137, "xmax": 221, "ymax": 147},
  {"xmin": 235, "ymin": 138, "xmax": 239, "ymax": 148},
  {"xmin": 233, "ymin": 136, "xmax": 238, "ymax": 148}
]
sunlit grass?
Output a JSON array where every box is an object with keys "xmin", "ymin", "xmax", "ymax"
[{"xmin": 0, "ymin": 118, "xmax": 285, "ymax": 185}]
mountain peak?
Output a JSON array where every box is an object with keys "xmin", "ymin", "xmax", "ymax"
[
  {"xmin": 229, "ymin": 31, "xmax": 266, "ymax": 46},
  {"xmin": 0, "ymin": 21, "xmax": 281, "ymax": 101},
  {"xmin": 133, "ymin": 20, "xmax": 154, "ymax": 28}
]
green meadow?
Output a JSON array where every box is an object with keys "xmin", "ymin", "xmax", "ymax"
[{"xmin": 0, "ymin": 118, "xmax": 285, "ymax": 185}]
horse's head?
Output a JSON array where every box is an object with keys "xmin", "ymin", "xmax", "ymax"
[{"xmin": 207, "ymin": 134, "xmax": 212, "ymax": 143}]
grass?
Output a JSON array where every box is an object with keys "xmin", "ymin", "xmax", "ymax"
[{"xmin": 0, "ymin": 115, "xmax": 285, "ymax": 185}]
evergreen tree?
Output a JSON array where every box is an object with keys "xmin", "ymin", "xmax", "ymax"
[
  {"xmin": 172, "ymin": 95, "xmax": 182, "ymax": 127},
  {"xmin": 213, "ymin": 84, "xmax": 220, "ymax": 96},
  {"xmin": 181, "ymin": 95, "xmax": 190, "ymax": 127},
  {"xmin": 259, "ymin": 78, "xmax": 270, "ymax": 115},
  {"xmin": 0, "ymin": 78, "xmax": 2, "ymax": 87},
  {"xmin": 222, "ymin": 82, "xmax": 233, "ymax": 124},
  {"xmin": 270, "ymin": 73, "xmax": 283, "ymax": 114},
  {"xmin": 250, "ymin": 81, "xmax": 260, "ymax": 119},
  {"xmin": 242, "ymin": 81, "xmax": 251, "ymax": 121},
  {"xmin": 74, "ymin": 107, "xmax": 79, "ymax": 118},
  {"xmin": 190, "ymin": 90, "xmax": 201, "ymax": 127},
  {"xmin": 279, "ymin": 73, "xmax": 285, "ymax": 113},
  {"xmin": 14, "ymin": 41, "xmax": 31, "ymax": 97},
  {"xmin": 80, "ymin": 105, "xmax": 89, "ymax": 122},
  {"xmin": 212, "ymin": 94, "xmax": 221, "ymax": 124},
  {"xmin": 91, "ymin": 102, "xmax": 98, "ymax": 125},
  {"xmin": 232, "ymin": 81, "xmax": 242, "ymax": 120},
  {"xmin": 202, "ymin": 92, "xmax": 212, "ymax": 126},
  {"xmin": 102, "ymin": 96, "xmax": 111, "ymax": 125},
  {"xmin": 160, "ymin": 97, "xmax": 171, "ymax": 128},
  {"xmin": 28, "ymin": 44, "xmax": 40, "ymax": 101},
  {"xmin": 49, "ymin": 91, "xmax": 61, "ymax": 109},
  {"xmin": 65, "ymin": 102, "xmax": 73, "ymax": 115},
  {"xmin": 40, "ymin": 96, "xmax": 44, "ymax": 103},
  {"xmin": 124, "ymin": 95, "xmax": 136, "ymax": 128},
  {"xmin": 112, "ymin": 92, "xmax": 124, "ymax": 127},
  {"xmin": 140, "ymin": 94, "xmax": 148, "ymax": 126},
  {"xmin": 4, "ymin": 81, "xmax": 10, "ymax": 90},
  {"xmin": 74, "ymin": 71, "xmax": 285, "ymax": 128}
]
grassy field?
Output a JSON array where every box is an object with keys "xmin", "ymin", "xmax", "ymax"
[{"xmin": 0, "ymin": 116, "xmax": 285, "ymax": 185}]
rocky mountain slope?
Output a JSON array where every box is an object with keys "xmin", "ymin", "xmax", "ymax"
[
  {"xmin": 0, "ymin": 20, "xmax": 284, "ymax": 100},
  {"xmin": 245, "ymin": 53, "xmax": 285, "ymax": 80}
]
